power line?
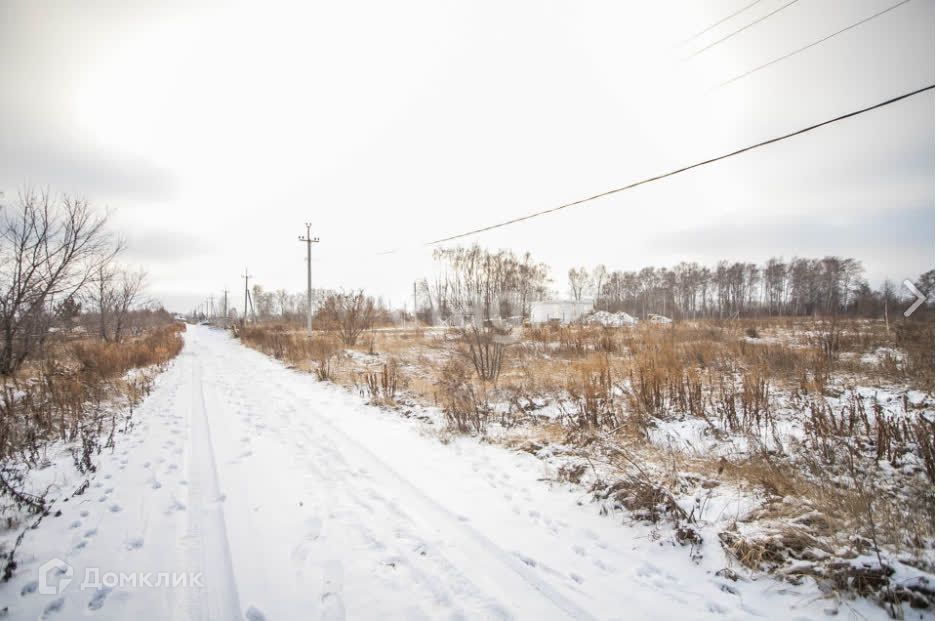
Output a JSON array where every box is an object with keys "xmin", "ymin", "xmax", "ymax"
[
  {"xmin": 420, "ymin": 84, "xmax": 934, "ymax": 247},
  {"xmin": 677, "ymin": 0, "xmax": 766, "ymax": 47},
  {"xmin": 686, "ymin": 0, "xmax": 802, "ymax": 59},
  {"xmin": 719, "ymin": 0, "xmax": 912, "ymax": 87}
]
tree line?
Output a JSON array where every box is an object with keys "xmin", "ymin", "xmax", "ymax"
[
  {"xmin": 415, "ymin": 245, "xmax": 551, "ymax": 322},
  {"xmin": 415, "ymin": 246, "xmax": 932, "ymax": 322},
  {"xmin": 233, "ymin": 245, "xmax": 934, "ymax": 329},
  {"xmin": 574, "ymin": 259, "xmax": 934, "ymax": 320}
]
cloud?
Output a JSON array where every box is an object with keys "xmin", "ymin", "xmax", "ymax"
[
  {"xmin": 642, "ymin": 202, "xmax": 934, "ymax": 282},
  {"xmin": 0, "ymin": 135, "xmax": 176, "ymax": 203},
  {"xmin": 121, "ymin": 228, "xmax": 211, "ymax": 264}
]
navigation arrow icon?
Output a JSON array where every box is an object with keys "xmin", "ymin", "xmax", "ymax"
[{"xmin": 903, "ymin": 279, "xmax": 926, "ymax": 317}]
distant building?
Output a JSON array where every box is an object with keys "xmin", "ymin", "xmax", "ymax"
[{"xmin": 530, "ymin": 300, "xmax": 593, "ymax": 325}]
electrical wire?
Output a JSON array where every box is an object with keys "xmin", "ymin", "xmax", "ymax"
[
  {"xmin": 718, "ymin": 0, "xmax": 912, "ymax": 87},
  {"xmin": 685, "ymin": 0, "xmax": 802, "ymax": 59},
  {"xmin": 412, "ymin": 85, "xmax": 934, "ymax": 248},
  {"xmin": 676, "ymin": 0, "xmax": 766, "ymax": 47}
]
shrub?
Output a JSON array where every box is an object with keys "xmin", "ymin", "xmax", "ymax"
[
  {"xmin": 318, "ymin": 291, "xmax": 376, "ymax": 346},
  {"xmin": 436, "ymin": 359, "xmax": 490, "ymax": 435},
  {"xmin": 460, "ymin": 324, "xmax": 513, "ymax": 384},
  {"xmin": 362, "ymin": 359, "xmax": 406, "ymax": 405}
]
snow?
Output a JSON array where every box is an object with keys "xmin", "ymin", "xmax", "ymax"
[
  {"xmin": 584, "ymin": 310, "xmax": 637, "ymax": 327},
  {"xmin": 531, "ymin": 301, "xmax": 594, "ymax": 325},
  {"xmin": 0, "ymin": 325, "xmax": 898, "ymax": 620}
]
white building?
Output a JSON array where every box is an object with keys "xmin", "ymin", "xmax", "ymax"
[{"xmin": 530, "ymin": 300, "xmax": 594, "ymax": 325}]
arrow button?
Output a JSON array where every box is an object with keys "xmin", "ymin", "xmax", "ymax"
[{"xmin": 903, "ymin": 279, "xmax": 926, "ymax": 317}]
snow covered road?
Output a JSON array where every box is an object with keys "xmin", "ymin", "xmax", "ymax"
[{"xmin": 3, "ymin": 326, "xmax": 867, "ymax": 620}]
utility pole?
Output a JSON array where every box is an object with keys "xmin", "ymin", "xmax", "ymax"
[
  {"xmin": 242, "ymin": 269, "xmax": 252, "ymax": 326},
  {"xmin": 223, "ymin": 289, "xmax": 229, "ymax": 325},
  {"xmin": 298, "ymin": 223, "xmax": 319, "ymax": 334}
]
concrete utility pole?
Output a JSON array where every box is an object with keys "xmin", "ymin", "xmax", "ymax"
[
  {"xmin": 242, "ymin": 269, "xmax": 253, "ymax": 326},
  {"xmin": 298, "ymin": 223, "xmax": 319, "ymax": 334},
  {"xmin": 223, "ymin": 289, "xmax": 229, "ymax": 324}
]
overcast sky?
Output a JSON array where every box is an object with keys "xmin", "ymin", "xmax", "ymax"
[{"xmin": 1, "ymin": 0, "xmax": 934, "ymax": 312}]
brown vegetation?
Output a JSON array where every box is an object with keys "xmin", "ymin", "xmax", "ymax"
[{"xmin": 237, "ymin": 312, "xmax": 934, "ymax": 612}]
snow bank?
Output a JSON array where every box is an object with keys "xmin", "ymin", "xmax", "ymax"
[{"xmin": 584, "ymin": 311, "xmax": 637, "ymax": 327}]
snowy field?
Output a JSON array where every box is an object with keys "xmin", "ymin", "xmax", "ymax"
[{"xmin": 0, "ymin": 325, "xmax": 915, "ymax": 620}]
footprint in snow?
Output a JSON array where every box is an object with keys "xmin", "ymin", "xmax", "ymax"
[
  {"xmin": 42, "ymin": 597, "xmax": 65, "ymax": 617},
  {"xmin": 593, "ymin": 558, "xmax": 614, "ymax": 572},
  {"xmin": 109, "ymin": 504, "xmax": 122, "ymax": 513},
  {"xmin": 245, "ymin": 606, "xmax": 267, "ymax": 621},
  {"xmin": 88, "ymin": 586, "xmax": 112, "ymax": 611},
  {"xmin": 21, "ymin": 579, "xmax": 38, "ymax": 595},
  {"xmin": 84, "ymin": 528, "xmax": 97, "ymax": 538},
  {"xmin": 305, "ymin": 516, "xmax": 323, "ymax": 539},
  {"xmin": 126, "ymin": 537, "xmax": 144, "ymax": 550},
  {"xmin": 165, "ymin": 499, "xmax": 186, "ymax": 514},
  {"xmin": 69, "ymin": 520, "xmax": 81, "ymax": 529},
  {"xmin": 321, "ymin": 591, "xmax": 346, "ymax": 621}
]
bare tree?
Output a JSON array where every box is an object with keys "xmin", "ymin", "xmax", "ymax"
[
  {"xmin": 111, "ymin": 269, "xmax": 147, "ymax": 342},
  {"xmin": 568, "ymin": 267, "xmax": 591, "ymax": 301},
  {"xmin": 90, "ymin": 263, "xmax": 118, "ymax": 340},
  {"xmin": 275, "ymin": 288, "xmax": 291, "ymax": 318},
  {"xmin": 0, "ymin": 190, "xmax": 115, "ymax": 374},
  {"xmin": 431, "ymin": 245, "xmax": 550, "ymax": 321},
  {"xmin": 320, "ymin": 291, "xmax": 376, "ymax": 346},
  {"xmin": 88, "ymin": 265, "xmax": 146, "ymax": 342}
]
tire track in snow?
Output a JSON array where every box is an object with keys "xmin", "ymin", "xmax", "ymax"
[
  {"xmin": 294, "ymin": 402, "xmax": 597, "ymax": 621},
  {"xmin": 184, "ymin": 355, "xmax": 242, "ymax": 620},
  {"xmin": 202, "ymin": 331, "xmax": 597, "ymax": 621}
]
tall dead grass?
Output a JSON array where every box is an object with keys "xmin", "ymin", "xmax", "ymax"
[
  {"xmin": 239, "ymin": 324, "xmax": 340, "ymax": 378},
  {"xmin": 1, "ymin": 323, "xmax": 185, "ymax": 513}
]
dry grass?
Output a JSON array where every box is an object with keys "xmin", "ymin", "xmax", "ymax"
[
  {"xmin": 0, "ymin": 323, "xmax": 185, "ymax": 513},
  {"xmin": 238, "ymin": 316, "xmax": 934, "ymax": 608}
]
